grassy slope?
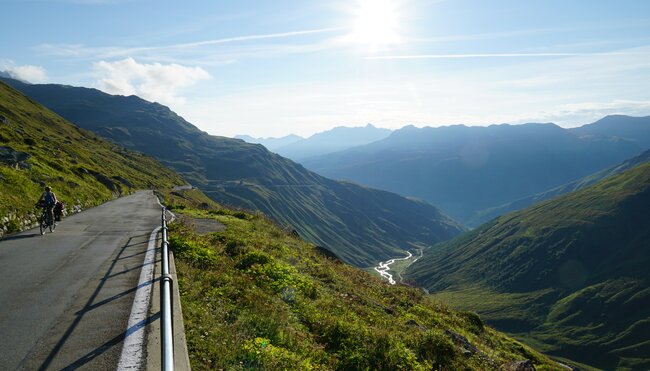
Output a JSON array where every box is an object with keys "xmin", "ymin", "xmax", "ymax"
[
  {"xmin": 0, "ymin": 81, "xmax": 184, "ymax": 234},
  {"xmin": 161, "ymin": 190, "xmax": 563, "ymax": 370},
  {"xmin": 405, "ymin": 162, "xmax": 650, "ymax": 370},
  {"xmin": 468, "ymin": 149, "xmax": 650, "ymax": 226},
  {"xmin": 1, "ymin": 78, "xmax": 465, "ymax": 267}
]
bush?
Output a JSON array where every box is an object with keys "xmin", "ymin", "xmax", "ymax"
[
  {"xmin": 459, "ymin": 311, "xmax": 484, "ymax": 334},
  {"xmin": 169, "ymin": 235, "xmax": 216, "ymax": 267}
]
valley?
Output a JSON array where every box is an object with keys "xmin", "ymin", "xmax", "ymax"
[
  {"xmin": 2, "ymin": 73, "xmax": 650, "ymax": 371},
  {"xmin": 4, "ymin": 2, "xmax": 650, "ymax": 370},
  {"xmin": 373, "ymin": 249, "xmax": 423, "ymax": 285}
]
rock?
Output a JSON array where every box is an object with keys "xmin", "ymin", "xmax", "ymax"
[
  {"xmin": 86, "ymin": 169, "xmax": 117, "ymax": 192},
  {"xmin": 405, "ymin": 319, "xmax": 428, "ymax": 332},
  {"xmin": 112, "ymin": 175, "xmax": 133, "ymax": 188},
  {"xmin": 503, "ymin": 360, "xmax": 536, "ymax": 371},
  {"xmin": 445, "ymin": 329, "xmax": 484, "ymax": 358},
  {"xmin": 0, "ymin": 146, "xmax": 31, "ymax": 167}
]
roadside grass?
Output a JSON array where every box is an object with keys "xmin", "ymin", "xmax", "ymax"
[
  {"xmin": 0, "ymin": 81, "xmax": 184, "ymax": 235},
  {"xmin": 164, "ymin": 190, "xmax": 564, "ymax": 370}
]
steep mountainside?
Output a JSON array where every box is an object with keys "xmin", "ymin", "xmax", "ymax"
[
  {"xmin": 2, "ymin": 78, "xmax": 464, "ymax": 267},
  {"xmin": 468, "ymin": 149, "xmax": 650, "ymax": 226},
  {"xmin": 0, "ymin": 81, "xmax": 184, "ymax": 236},
  {"xmin": 163, "ymin": 190, "xmax": 565, "ymax": 370},
  {"xmin": 404, "ymin": 162, "xmax": 650, "ymax": 370},
  {"xmin": 270, "ymin": 124, "xmax": 392, "ymax": 161},
  {"xmin": 303, "ymin": 119, "xmax": 650, "ymax": 225}
]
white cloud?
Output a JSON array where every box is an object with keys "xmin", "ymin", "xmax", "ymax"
[
  {"xmin": 93, "ymin": 58, "xmax": 211, "ymax": 106},
  {"xmin": 1, "ymin": 62, "xmax": 48, "ymax": 83},
  {"xmin": 35, "ymin": 28, "xmax": 344, "ymax": 66}
]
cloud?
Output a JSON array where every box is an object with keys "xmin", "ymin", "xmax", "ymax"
[
  {"xmin": 364, "ymin": 53, "xmax": 589, "ymax": 60},
  {"xmin": 0, "ymin": 61, "xmax": 48, "ymax": 83},
  {"xmin": 93, "ymin": 58, "xmax": 211, "ymax": 105},
  {"xmin": 35, "ymin": 27, "xmax": 344, "ymax": 65}
]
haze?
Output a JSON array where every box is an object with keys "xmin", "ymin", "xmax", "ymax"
[{"xmin": 3, "ymin": 0, "xmax": 650, "ymax": 137}]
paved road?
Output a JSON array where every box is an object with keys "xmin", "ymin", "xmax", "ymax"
[{"xmin": 0, "ymin": 191, "xmax": 161, "ymax": 370}]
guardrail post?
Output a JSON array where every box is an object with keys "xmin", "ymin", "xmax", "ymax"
[{"xmin": 161, "ymin": 207, "xmax": 174, "ymax": 371}]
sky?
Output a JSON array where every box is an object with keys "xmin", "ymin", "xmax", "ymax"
[{"xmin": 2, "ymin": 0, "xmax": 650, "ymax": 138}]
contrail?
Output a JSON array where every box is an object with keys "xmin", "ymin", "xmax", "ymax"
[{"xmin": 364, "ymin": 53, "xmax": 590, "ymax": 60}]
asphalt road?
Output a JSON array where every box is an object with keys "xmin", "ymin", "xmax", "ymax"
[{"xmin": 0, "ymin": 191, "xmax": 162, "ymax": 370}]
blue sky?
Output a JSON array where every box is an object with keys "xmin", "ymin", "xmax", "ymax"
[{"xmin": 2, "ymin": 0, "xmax": 650, "ymax": 137}]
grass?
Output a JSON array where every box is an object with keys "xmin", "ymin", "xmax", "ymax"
[
  {"xmin": 2, "ymin": 77, "xmax": 466, "ymax": 267},
  {"xmin": 405, "ymin": 162, "xmax": 650, "ymax": 370},
  {"xmin": 0, "ymin": 81, "xmax": 185, "ymax": 236},
  {"xmin": 162, "ymin": 189, "xmax": 564, "ymax": 370}
]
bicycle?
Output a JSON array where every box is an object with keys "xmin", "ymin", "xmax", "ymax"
[{"xmin": 37, "ymin": 203, "xmax": 56, "ymax": 235}]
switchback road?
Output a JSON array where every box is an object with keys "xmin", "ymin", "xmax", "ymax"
[{"xmin": 0, "ymin": 191, "xmax": 161, "ymax": 370}]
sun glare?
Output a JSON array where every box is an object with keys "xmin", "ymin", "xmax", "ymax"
[{"xmin": 348, "ymin": 0, "xmax": 402, "ymax": 50}]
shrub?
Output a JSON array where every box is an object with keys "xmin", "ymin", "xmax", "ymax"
[
  {"xmin": 459, "ymin": 311, "xmax": 484, "ymax": 334},
  {"xmin": 169, "ymin": 235, "xmax": 216, "ymax": 267}
]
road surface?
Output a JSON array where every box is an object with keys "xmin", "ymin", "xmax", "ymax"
[{"xmin": 0, "ymin": 191, "xmax": 161, "ymax": 370}]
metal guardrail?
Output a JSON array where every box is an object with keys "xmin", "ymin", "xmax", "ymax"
[{"xmin": 161, "ymin": 207, "xmax": 174, "ymax": 370}]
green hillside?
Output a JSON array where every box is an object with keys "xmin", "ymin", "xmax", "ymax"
[
  {"xmin": 468, "ymin": 149, "xmax": 650, "ymax": 226},
  {"xmin": 405, "ymin": 162, "xmax": 650, "ymax": 370},
  {"xmin": 162, "ymin": 189, "xmax": 564, "ymax": 370},
  {"xmin": 2, "ymin": 78, "xmax": 465, "ymax": 267},
  {"xmin": 0, "ymin": 81, "xmax": 184, "ymax": 236}
]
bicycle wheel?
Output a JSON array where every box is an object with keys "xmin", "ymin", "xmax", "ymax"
[{"xmin": 39, "ymin": 218, "xmax": 45, "ymax": 235}]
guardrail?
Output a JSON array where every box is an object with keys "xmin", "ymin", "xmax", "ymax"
[{"xmin": 161, "ymin": 207, "xmax": 174, "ymax": 370}]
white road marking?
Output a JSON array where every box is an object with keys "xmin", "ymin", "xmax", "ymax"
[{"xmin": 117, "ymin": 226, "xmax": 160, "ymax": 370}]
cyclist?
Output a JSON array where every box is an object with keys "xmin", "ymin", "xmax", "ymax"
[{"xmin": 38, "ymin": 186, "xmax": 58, "ymax": 226}]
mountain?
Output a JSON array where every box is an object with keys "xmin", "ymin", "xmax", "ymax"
[
  {"xmin": 234, "ymin": 134, "xmax": 303, "ymax": 151},
  {"xmin": 571, "ymin": 115, "xmax": 650, "ymax": 148},
  {"xmin": 163, "ymin": 189, "xmax": 565, "ymax": 370},
  {"xmin": 0, "ymin": 81, "xmax": 184, "ymax": 236},
  {"xmin": 1, "ymin": 77, "xmax": 464, "ymax": 267},
  {"xmin": 468, "ymin": 149, "xmax": 650, "ymax": 226},
  {"xmin": 303, "ymin": 119, "xmax": 650, "ymax": 225},
  {"xmin": 404, "ymin": 162, "xmax": 650, "ymax": 370},
  {"xmin": 271, "ymin": 124, "xmax": 392, "ymax": 161}
]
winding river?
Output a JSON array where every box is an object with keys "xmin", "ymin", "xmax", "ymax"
[{"xmin": 374, "ymin": 249, "xmax": 423, "ymax": 285}]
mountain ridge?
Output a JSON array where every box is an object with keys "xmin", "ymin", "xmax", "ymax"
[
  {"xmin": 303, "ymin": 117, "xmax": 650, "ymax": 225},
  {"xmin": 0, "ymin": 80, "xmax": 185, "ymax": 236},
  {"xmin": 1, "ymin": 77, "xmax": 465, "ymax": 267}
]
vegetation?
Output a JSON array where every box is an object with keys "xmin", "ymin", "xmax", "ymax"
[
  {"xmin": 162, "ymin": 190, "xmax": 564, "ymax": 370},
  {"xmin": 469, "ymin": 149, "xmax": 650, "ymax": 226},
  {"xmin": 2, "ymin": 77, "xmax": 465, "ymax": 267},
  {"xmin": 405, "ymin": 162, "xmax": 650, "ymax": 370},
  {"xmin": 0, "ymin": 81, "xmax": 185, "ymax": 236}
]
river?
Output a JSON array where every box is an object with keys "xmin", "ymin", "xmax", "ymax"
[{"xmin": 374, "ymin": 249, "xmax": 423, "ymax": 285}]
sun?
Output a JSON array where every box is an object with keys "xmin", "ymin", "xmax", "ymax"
[{"xmin": 348, "ymin": 0, "xmax": 402, "ymax": 49}]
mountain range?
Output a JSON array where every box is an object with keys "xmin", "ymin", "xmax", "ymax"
[
  {"xmin": 237, "ymin": 124, "xmax": 392, "ymax": 161},
  {"xmin": 303, "ymin": 117, "xmax": 650, "ymax": 226},
  {"xmin": 234, "ymin": 134, "xmax": 303, "ymax": 151},
  {"xmin": 404, "ymin": 160, "xmax": 650, "ymax": 370},
  {"xmin": 1, "ymin": 76, "xmax": 567, "ymax": 371},
  {"xmin": 1, "ymin": 77, "xmax": 464, "ymax": 267}
]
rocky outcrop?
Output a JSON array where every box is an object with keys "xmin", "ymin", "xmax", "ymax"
[
  {"xmin": 503, "ymin": 359, "xmax": 536, "ymax": 371},
  {"xmin": 0, "ymin": 146, "xmax": 31, "ymax": 169}
]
